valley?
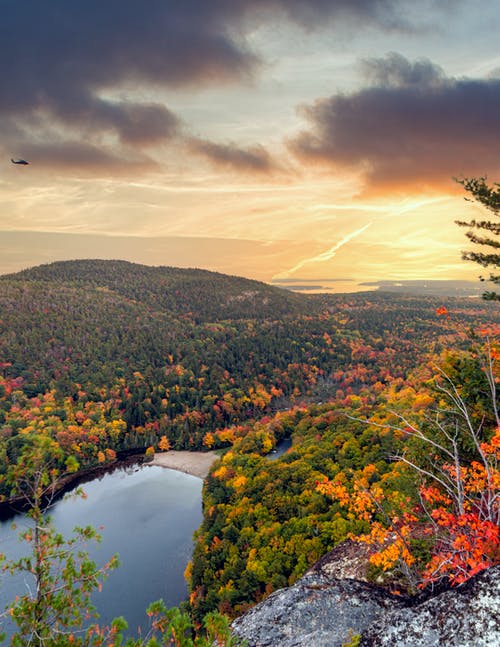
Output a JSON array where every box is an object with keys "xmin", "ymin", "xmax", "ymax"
[{"xmin": 0, "ymin": 259, "xmax": 498, "ymax": 642}]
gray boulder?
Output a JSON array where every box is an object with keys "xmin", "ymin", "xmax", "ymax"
[
  {"xmin": 231, "ymin": 541, "xmax": 500, "ymax": 647},
  {"xmin": 307, "ymin": 538, "xmax": 379, "ymax": 582},
  {"xmin": 231, "ymin": 571, "xmax": 401, "ymax": 647},
  {"xmin": 361, "ymin": 565, "xmax": 500, "ymax": 647}
]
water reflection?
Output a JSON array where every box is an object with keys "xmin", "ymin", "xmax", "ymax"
[{"xmin": 0, "ymin": 465, "xmax": 203, "ymax": 637}]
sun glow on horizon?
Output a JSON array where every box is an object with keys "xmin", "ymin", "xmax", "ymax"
[{"xmin": 1, "ymin": 3, "xmax": 498, "ymax": 284}]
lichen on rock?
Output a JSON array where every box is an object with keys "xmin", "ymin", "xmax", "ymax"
[
  {"xmin": 231, "ymin": 541, "xmax": 500, "ymax": 647},
  {"xmin": 231, "ymin": 571, "xmax": 401, "ymax": 647},
  {"xmin": 360, "ymin": 565, "xmax": 500, "ymax": 647}
]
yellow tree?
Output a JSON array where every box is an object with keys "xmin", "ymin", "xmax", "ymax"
[
  {"xmin": 317, "ymin": 338, "xmax": 500, "ymax": 589},
  {"xmin": 158, "ymin": 435, "xmax": 171, "ymax": 452}
]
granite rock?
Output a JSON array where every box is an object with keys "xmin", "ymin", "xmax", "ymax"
[
  {"xmin": 231, "ymin": 542, "xmax": 500, "ymax": 647},
  {"xmin": 231, "ymin": 571, "xmax": 401, "ymax": 647},
  {"xmin": 361, "ymin": 565, "xmax": 500, "ymax": 647}
]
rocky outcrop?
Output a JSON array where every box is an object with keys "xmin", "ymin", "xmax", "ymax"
[
  {"xmin": 231, "ymin": 543, "xmax": 500, "ymax": 647},
  {"xmin": 307, "ymin": 538, "xmax": 377, "ymax": 582},
  {"xmin": 231, "ymin": 571, "xmax": 400, "ymax": 647},
  {"xmin": 360, "ymin": 565, "xmax": 500, "ymax": 647}
]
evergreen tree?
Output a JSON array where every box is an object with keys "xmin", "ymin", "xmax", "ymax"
[{"xmin": 455, "ymin": 177, "xmax": 500, "ymax": 300}]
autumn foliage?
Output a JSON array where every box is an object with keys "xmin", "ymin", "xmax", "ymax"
[
  {"xmin": 0, "ymin": 261, "xmax": 499, "ymax": 635},
  {"xmin": 317, "ymin": 337, "xmax": 500, "ymax": 589}
]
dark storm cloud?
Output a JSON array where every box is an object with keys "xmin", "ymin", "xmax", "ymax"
[
  {"xmin": 189, "ymin": 138, "xmax": 276, "ymax": 173},
  {"xmin": 291, "ymin": 53, "xmax": 500, "ymax": 192},
  {"xmin": 49, "ymin": 98, "xmax": 181, "ymax": 147},
  {"xmin": 0, "ymin": 2, "xmax": 427, "ymax": 153}
]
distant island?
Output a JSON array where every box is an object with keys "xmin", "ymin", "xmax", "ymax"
[
  {"xmin": 360, "ymin": 279, "xmax": 496, "ymax": 297},
  {"xmin": 272, "ymin": 278, "xmax": 494, "ymax": 297}
]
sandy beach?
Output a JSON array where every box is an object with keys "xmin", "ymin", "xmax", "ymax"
[{"xmin": 149, "ymin": 450, "xmax": 219, "ymax": 479}]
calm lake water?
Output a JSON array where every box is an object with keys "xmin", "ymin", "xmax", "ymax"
[{"xmin": 0, "ymin": 464, "xmax": 203, "ymax": 637}]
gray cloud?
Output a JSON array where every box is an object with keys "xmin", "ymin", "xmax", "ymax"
[
  {"xmin": 50, "ymin": 97, "xmax": 181, "ymax": 147},
  {"xmin": 13, "ymin": 141, "xmax": 158, "ymax": 174},
  {"xmin": 360, "ymin": 52, "xmax": 445, "ymax": 87},
  {"xmin": 291, "ymin": 53, "xmax": 500, "ymax": 192},
  {"xmin": 188, "ymin": 138, "xmax": 276, "ymax": 173},
  {"xmin": 1, "ymin": 1, "xmax": 254, "ymax": 164},
  {"xmin": 0, "ymin": 1, "xmax": 433, "ymax": 172},
  {"xmin": 248, "ymin": 0, "xmax": 405, "ymax": 29}
]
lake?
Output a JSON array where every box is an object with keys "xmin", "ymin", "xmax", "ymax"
[{"xmin": 0, "ymin": 464, "xmax": 203, "ymax": 637}]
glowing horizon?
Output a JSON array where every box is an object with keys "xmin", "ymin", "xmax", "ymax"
[{"xmin": 1, "ymin": 2, "xmax": 499, "ymax": 286}]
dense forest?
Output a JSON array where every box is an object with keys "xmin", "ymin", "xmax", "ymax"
[
  {"xmin": 188, "ymin": 341, "xmax": 499, "ymax": 619},
  {"xmin": 0, "ymin": 260, "xmax": 496, "ymax": 500},
  {"xmin": 0, "ymin": 259, "xmax": 498, "ymax": 644}
]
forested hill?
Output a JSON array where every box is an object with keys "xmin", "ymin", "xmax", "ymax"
[
  {"xmin": 0, "ymin": 257, "xmax": 499, "ymax": 637},
  {"xmin": 0, "ymin": 259, "xmax": 306, "ymax": 322},
  {"xmin": 0, "ymin": 258, "xmax": 498, "ymax": 503}
]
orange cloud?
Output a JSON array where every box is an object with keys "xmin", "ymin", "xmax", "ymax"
[{"xmin": 290, "ymin": 53, "xmax": 500, "ymax": 194}]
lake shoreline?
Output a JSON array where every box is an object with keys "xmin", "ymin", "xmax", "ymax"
[
  {"xmin": 149, "ymin": 450, "xmax": 219, "ymax": 479},
  {"xmin": 0, "ymin": 452, "xmax": 145, "ymax": 520},
  {"xmin": 0, "ymin": 449, "xmax": 220, "ymax": 519},
  {"xmin": 0, "ymin": 463, "xmax": 204, "ymax": 635}
]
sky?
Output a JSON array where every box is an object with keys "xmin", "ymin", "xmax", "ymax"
[{"xmin": 1, "ymin": 0, "xmax": 499, "ymax": 287}]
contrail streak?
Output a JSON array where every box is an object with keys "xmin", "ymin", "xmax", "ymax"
[{"xmin": 278, "ymin": 222, "xmax": 372, "ymax": 278}]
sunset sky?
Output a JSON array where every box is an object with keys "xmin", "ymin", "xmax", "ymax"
[{"xmin": 1, "ymin": 1, "xmax": 499, "ymax": 287}]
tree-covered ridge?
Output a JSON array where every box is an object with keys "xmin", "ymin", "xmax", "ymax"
[
  {"xmin": 0, "ymin": 259, "xmax": 306, "ymax": 322},
  {"xmin": 0, "ymin": 261, "xmax": 498, "ymax": 501}
]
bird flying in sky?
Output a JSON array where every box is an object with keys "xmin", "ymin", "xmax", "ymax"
[{"xmin": 11, "ymin": 158, "xmax": 29, "ymax": 165}]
